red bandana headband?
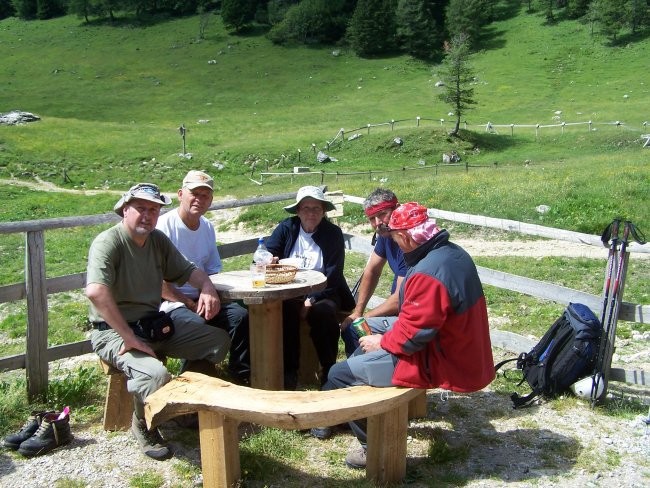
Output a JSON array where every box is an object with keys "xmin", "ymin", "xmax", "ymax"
[
  {"xmin": 388, "ymin": 202, "xmax": 428, "ymax": 230},
  {"xmin": 364, "ymin": 197, "xmax": 398, "ymax": 217}
]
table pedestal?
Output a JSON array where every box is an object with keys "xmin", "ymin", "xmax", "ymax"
[{"xmin": 248, "ymin": 301, "xmax": 283, "ymax": 390}]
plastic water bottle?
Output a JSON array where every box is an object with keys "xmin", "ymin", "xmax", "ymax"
[{"xmin": 253, "ymin": 237, "xmax": 273, "ymax": 265}]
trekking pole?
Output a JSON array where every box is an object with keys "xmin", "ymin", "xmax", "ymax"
[
  {"xmin": 590, "ymin": 219, "xmax": 620, "ymax": 405},
  {"xmin": 593, "ymin": 221, "xmax": 631, "ymax": 404}
]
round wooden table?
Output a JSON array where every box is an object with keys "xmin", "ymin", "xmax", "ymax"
[{"xmin": 210, "ymin": 269, "xmax": 326, "ymax": 390}]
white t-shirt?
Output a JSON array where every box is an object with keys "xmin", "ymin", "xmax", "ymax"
[
  {"xmin": 156, "ymin": 208, "xmax": 222, "ymax": 300},
  {"xmin": 288, "ymin": 227, "xmax": 323, "ymax": 272}
]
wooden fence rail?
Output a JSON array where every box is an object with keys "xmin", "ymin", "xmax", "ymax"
[{"xmin": 0, "ymin": 192, "xmax": 648, "ymax": 400}]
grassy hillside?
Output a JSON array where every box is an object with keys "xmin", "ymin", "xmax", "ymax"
[{"xmin": 0, "ymin": 6, "xmax": 647, "ymax": 233}]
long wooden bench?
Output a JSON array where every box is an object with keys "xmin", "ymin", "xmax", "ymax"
[{"xmin": 145, "ymin": 371, "xmax": 424, "ymax": 487}]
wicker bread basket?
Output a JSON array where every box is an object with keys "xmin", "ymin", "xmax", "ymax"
[{"xmin": 265, "ymin": 264, "xmax": 298, "ymax": 284}]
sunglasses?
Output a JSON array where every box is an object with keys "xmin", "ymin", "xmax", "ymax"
[{"xmin": 129, "ymin": 183, "xmax": 161, "ymax": 198}]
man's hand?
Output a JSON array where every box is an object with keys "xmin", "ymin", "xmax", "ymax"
[
  {"xmin": 340, "ymin": 311, "xmax": 361, "ymax": 330},
  {"xmin": 359, "ymin": 334, "xmax": 382, "ymax": 353},
  {"xmin": 118, "ymin": 332, "xmax": 157, "ymax": 358},
  {"xmin": 196, "ymin": 287, "xmax": 221, "ymax": 320}
]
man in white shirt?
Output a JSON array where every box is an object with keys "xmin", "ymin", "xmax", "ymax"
[{"xmin": 157, "ymin": 170, "xmax": 250, "ymax": 384}]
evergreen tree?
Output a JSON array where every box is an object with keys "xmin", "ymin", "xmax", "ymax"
[
  {"xmin": 12, "ymin": 0, "xmax": 38, "ymax": 19},
  {"xmin": 0, "ymin": 0, "xmax": 16, "ymax": 19},
  {"xmin": 445, "ymin": 0, "xmax": 491, "ymax": 46},
  {"xmin": 395, "ymin": 0, "xmax": 444, "ymax": 60},
  {"xmin": 437, "ymin": 33, "xmax": 476, "ymax": 136},
  {"xmin": 589, "ymin": 0, "xmax": 626, "ymax": 43},
  {"xmin": 566, "ymin": 0, "xmax": 591, "ymax": 19},
  {"xmin": 221, "ymin": 0, "xmax": 257, "ymax": 32},
  {"xmin": 627, "ymin": 0, "xmax": 649, "ymax": 33},
  {"xmin": 347, "ymin": 0, "xmax": 397, "ymax": 57}
]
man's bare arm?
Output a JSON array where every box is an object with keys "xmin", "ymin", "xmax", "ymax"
[
  {"xmin": 341, "ymin": 252, "xmax": 385, "ymax": 329},
  {"xmin": 161, "ymin": 281, "xmax": 196, "ymax": 311}
]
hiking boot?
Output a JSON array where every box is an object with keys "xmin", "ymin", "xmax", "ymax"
[
  {"xmin": 345, "ymin": 442, "xmax": 367, "ymax": 469},
  {"xmin": 310, "ymin": 426, "xmax": 333, "ymax": 440},
  {"xmin": 131, "ymin": 413, "xmax": 172, "ymax": 460},
  {"xmin": 2, "ymin": 411, "xmax": 54, "ymax": 450},
  {"xmin": 17, "ymin": 412, "xmax": 73, "ymax": 457},
  {"xmin": 311, "ymin": 422, "xmax": 350, "ymax": 440}
]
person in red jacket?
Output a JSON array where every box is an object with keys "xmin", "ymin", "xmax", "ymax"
[{"xmin": 321, "ymin": 202, "xmax": 494, "ymax": 469}]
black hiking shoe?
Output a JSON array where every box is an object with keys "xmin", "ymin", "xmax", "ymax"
[
  {"xmin": 131, "ymin": 413, "xmax": 172, "ymax": 460},
  {"xmin": 17, "ymin": 412, "xmax": 73, "ymax": 457},
  {"xmin": 2, "ymin": 411, "xmax": 55, "ymax": 450}
]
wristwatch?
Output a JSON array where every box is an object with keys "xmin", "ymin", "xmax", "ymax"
[{"xmin": 306, "ymin": 297, "xmax": 316, "ymax": 305}]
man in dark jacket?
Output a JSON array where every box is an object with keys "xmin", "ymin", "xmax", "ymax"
[
  {"xmin": 322, "ymin": 202, "xmax": 494, "ymax": 469},
  {"xmin": 266, "ymin": 186, "xmax": 355, "ymax": 389}
]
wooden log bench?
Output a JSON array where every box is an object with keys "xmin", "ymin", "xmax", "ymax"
[{"xmin": 145, "ymin": 371, "xmax": 424, "ymax": 487}]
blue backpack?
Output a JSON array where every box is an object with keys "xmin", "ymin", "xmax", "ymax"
[{"xmin": 495, "ymin": 302, "xmax": 602, "ymax": 409}]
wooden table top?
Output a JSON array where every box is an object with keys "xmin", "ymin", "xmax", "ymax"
[{"xmin": 210, "ymin": 269, "xmax": 327, "ymax": 305}]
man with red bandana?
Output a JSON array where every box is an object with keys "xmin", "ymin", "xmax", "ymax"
[
  {"xmin": 321, "ymin": 202, "xmax": 494, "ymax": 469},
  {"xmin": 339, "ymin": 188, "xmax": 407, "ymax": 356}
]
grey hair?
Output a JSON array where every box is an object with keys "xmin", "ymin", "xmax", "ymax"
[{"xmin": 362, "ymin": 188, "xmax": 398, "ymax": 211}]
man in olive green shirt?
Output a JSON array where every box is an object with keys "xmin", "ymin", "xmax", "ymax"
[{"xmin": 86, "ymin": 183, "xmax": 230, "ymax": 460}]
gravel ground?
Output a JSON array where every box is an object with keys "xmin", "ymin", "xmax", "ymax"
[{"xmin": 1, "ymin": 375, "xmax": 649, "ymax": 488}]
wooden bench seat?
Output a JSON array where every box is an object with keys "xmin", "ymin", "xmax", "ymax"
[{"xmin": 145, "ymin": 371, "xmax": 423, "ymax": 487}]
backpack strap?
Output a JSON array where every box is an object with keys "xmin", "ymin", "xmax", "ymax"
[
  {"xmin": 511, "ymin": 391, "xmax": 541, "ymax": 409},
  {"xmin": 494, "ymin": 357, "xmax": 518, "ymax": 372}
]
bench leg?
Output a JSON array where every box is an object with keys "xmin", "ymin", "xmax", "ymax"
[
  {"xmin": 366, "ymin": 401, "xmax": 409, "ymax": 484},
  {"xmin": 408, "ymin": 390, "xmax": 428, "ymax": 419},
  {"xmin": 198, "ymin": 410, "xmax": 240, "ymax": 488},
  {"xmin": 100, "ymin": 359, "xmax": 133, "ymax": 432}
]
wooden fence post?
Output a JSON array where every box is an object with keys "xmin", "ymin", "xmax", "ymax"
[{"xmin": 25, "ymin": 230, "xmax": 49, "ymax": 401}]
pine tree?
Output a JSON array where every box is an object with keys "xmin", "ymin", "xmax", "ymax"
[
  {"xmin": 445, "ymin": 0, "xmax": 491, "ymax": 47},
  {"xmin": 347, "ymin": 0, "xmax": 397, "ymax": 57},
  {"xmin": 437, "ymin": 33, "xmax": 476, "ymax": 136},
  {"xmin": 395, "ymin": 0, "xmax": 444, "ymax": 60},
  {"xmin": 221, "ymin": 0, "xmax": 257, "ymax": 32},
  {"xmin": 589, "ymin": 0, "xmax": 626, "ymax": 43}
]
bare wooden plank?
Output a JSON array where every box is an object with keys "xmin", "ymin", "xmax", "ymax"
[
  {"xmin": 477, "ymin": 266, "xmax": 647, "ymax": 324},
  {"xmin": 490, "ymin": 329, "xmax": 535, "ymax": 352},
  {"xmin": 216, "ymin": 238, "xmax": 259, "ymax": 259},
  {"xmin": 0, "ymin": 212, "xmax": 119, "ymax": 234},
  {"xmin": 25, "ymin": 230, "xmax": 49, "ymax": 400},
  {"xmin": 47, "ymin": 273, "xmax": 86, "ymax": 294},
  {"xmin": 0, "ymin": 340, "xmax": 93, "ymax": 372},
  {"xmin": 609, "ymin": 368, "xmax": 648, "ymax": 386},
  {"xmin": 0, "ymin": 192, "xmax": 301, "ymax": 235},
  {"xmin": 427, "ymin": 208, "xmax": 649, "ymax": 254},
  {"xmin": 0, "ymin": 282, "xmax": 25, "ymax": 302}
]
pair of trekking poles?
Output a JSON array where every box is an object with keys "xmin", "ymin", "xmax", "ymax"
[{"xmin": 590, "ymin": 219, "xmax": 646, "ymax": 406}]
